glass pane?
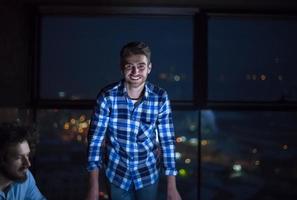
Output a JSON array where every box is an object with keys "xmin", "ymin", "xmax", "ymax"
[
  {"xmin": 35, "ymin": 109, "xmax": 101, "ymax": 199},
  {"xmin": 163, "ymin": 110, "xmax": 198, "ymax": 199},
  {"xmin": 40, "ymin": 15, "xmax": 193, "ymax": 101},
  {"xmin": 201, "ymin": 110, "xmax": 297, "ymax": 200},
  {"xmin": 208, "ymin": 16, "xmax": 297, "ymax": 102}
]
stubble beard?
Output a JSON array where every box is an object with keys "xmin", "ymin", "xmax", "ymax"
[{"xmin": 0, "ymin": 165, "xmax": 27, "ymax": 183}]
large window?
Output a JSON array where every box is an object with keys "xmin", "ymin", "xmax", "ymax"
[{"xmin": 30, "ymin": 8, "xmax": 297, "ymax": 200}]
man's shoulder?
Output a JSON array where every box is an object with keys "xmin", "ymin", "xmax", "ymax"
[
  {"xmin": 98, "ymin": 81, "xmax": 122, "ymax": 97},
  {"xmin": 22, "ymin": 170, "xmax": 35, "ymax": 186},
  {"xmin": 26, "ymin": 170, "xmax": 35, "ymax": 180},
  {"xmin": 146, "ymin": 82, "xmax": 167, "ymax": 97}
]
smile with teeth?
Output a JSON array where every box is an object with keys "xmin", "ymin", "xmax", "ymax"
[{"xmin": 130, "ymin": 75, "xmax": 141, "ymax": 80}]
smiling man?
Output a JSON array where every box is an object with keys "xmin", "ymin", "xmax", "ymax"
[
  {"xmin": 86, "ymin": 41, "xmax": 181, "ymax": 200},
  {"xmin": 0, "ymin": 124, "xmax": 46, "ymax": 200}
]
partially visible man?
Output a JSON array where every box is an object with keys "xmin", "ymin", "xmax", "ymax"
[{"xmin": 0, "ymin": 123, "xmax": 46, "ymax": 200}]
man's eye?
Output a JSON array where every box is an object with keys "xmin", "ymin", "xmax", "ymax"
[
  {"xmin": 13, "ymin": 156, "xmax": 22, "ymax": 160},
  {"xmin": 125, "ymin": 64, "xmax": 133, "ymax": 70},
  {"xmin": 138, "ymin": 65, "xmax": 145, "ymax": 70}
]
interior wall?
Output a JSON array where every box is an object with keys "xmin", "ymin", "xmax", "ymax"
[{"xmin": 0, "ymin": 5, "xmax": 32, "ymax": 107}]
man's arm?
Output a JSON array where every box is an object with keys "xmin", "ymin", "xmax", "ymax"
[
  {"xmin": 167, "ymin": 176, "xmax": 181, "ymax": 200},
  {"xmin": 85, "ymin": 170, "xmax": 99, "ymax": 200}
]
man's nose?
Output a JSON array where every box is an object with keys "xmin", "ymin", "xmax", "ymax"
[
  {"xmin": 131, "ymin": 66, "xmax": 138, "ymax": 74},
  {"xmin": 23, "ymin": 156, "xmax": 31, "ymax": 168}
]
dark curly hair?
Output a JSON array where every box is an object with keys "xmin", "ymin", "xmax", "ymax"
[{"xmin": 0, "ymin": 123, "xmax": 38, "ymax": 162}]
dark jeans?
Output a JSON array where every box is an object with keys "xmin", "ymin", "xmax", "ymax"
[{"xmin": 110, "ymin": 181, "xmax": 159, "ymax": 200}]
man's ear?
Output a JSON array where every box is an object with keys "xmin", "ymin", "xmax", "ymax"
[
  {"xmin": 148, "ymin": 63, "xmax": 152, "ymax": 74},
  {"xmin": 120, "ymin": 65, "xmax": 125, "ymax": 75}
]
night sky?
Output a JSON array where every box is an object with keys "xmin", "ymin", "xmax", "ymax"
[{"xmin": 208, "ymin": 16, "xmax": 297, "ymax": 102}]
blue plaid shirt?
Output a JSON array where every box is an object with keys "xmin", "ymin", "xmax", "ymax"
[{"xmin": 87, "ymin": 80, "xmax": 177, "ymax": 191}]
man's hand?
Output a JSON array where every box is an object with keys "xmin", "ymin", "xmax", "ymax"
[
  {"xmin": 85, "ymin": 186, "xmax": 99, "ymax": 200},
  {"xmin": 167, "ymin": 176, "xmax": 182, "ymax": 200},
  {"xmin": 85, "ymin": 170, "xmax": 99, "ymax": 200}
]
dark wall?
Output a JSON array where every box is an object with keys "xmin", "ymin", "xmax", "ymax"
[
  {"xmin": 1, "ymin": 0, "xmax": 297, "ymax": 107},
  {"xmin": 0, "ymin": 5, "xmax": 32, "ymax": 107}
]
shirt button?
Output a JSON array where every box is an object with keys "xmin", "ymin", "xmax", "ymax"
[{"xmin": 131, "ymin": 157, "xmax": 134, "ymax": 160}]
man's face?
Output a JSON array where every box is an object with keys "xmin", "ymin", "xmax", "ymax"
[
  {"xmin": 0, "ymin": 141, "xmax": 31, "ymax": 182},
  {"xmin": 122, "ymin": 54, "xmax": 151, "ymax": 88}
]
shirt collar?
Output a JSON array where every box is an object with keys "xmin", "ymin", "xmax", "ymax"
[{"xmin": 119, "ymin": 79, "xmax": 150, "ymax": 100}]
